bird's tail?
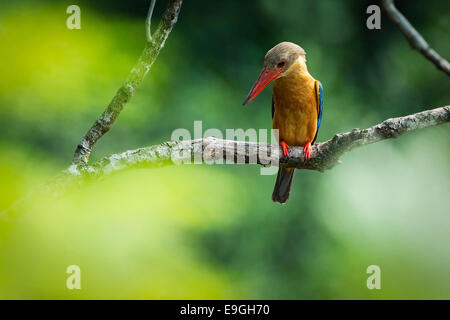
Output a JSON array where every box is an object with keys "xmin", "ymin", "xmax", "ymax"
[{"xmin": 272, "ymin": 167, "xmax": 295, "ymax": 204}]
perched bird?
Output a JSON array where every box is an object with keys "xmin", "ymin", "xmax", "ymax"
[{"xmin": 243, "ymin": 42, "xmax": 323, "ymax": 204}]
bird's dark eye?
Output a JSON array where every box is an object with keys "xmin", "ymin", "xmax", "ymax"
[{"xmin": 277, "ymin": 61, "xmax": 286, "ymax": 68}]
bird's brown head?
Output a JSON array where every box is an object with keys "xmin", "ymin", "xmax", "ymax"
[{"xmin": 243, "ymin": 42, "xmax": 306, "ymax": 105}]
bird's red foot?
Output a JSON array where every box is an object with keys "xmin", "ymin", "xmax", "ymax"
[
  {"xmin": 280, "ymin": 140, "xmax": 290, "ymax": 157},
  {"xmin": 303, "ymin": 141, "xmax": 311, "ymax": 160}
]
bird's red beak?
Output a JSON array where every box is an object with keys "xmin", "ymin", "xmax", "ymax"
[{"xmin": 243, "ymin": 67, "xmax": 282, "ymax": 105}]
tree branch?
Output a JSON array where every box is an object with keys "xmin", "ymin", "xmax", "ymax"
[
  {"xmin": 382, "ymin": 0, "xmax": 450, "ymax": 76},
  {"xmin": 72, "ymin": 0, "xmax": 183, "ymax": 164},
  {"xmin": 66, "ymin": 106, "xmax": 449, "ymax": 179},
  {"xmin": 2, "ymin": 105, "xmax": 445, "ymax": 219}
]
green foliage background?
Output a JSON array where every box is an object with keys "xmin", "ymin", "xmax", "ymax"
[{"xmin": 0, "ymin": 0, "xmax": 449, "ymax": 299}]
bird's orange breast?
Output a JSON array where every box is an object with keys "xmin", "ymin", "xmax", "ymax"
[{"xmin": 272, "ymin": 71, "xmax": 317, "ymax": 146}]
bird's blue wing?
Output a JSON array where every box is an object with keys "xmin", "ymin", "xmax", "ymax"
[{"xmin": 312, "ymin": 81, "xmax": 323, "ymax": 144}]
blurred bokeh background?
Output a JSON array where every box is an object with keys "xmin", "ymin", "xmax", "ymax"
[{"xmin": 0, "ymin": 0, "xmax": 449, "ymax": 299}]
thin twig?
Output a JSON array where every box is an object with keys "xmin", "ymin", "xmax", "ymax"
[
  {"xmin": 382, "ymin": 0, "xmax": 450, "ymax": 76},
  {"xmin": 146, "ymin": 0, "xmax": 157, "ymax": 42}
]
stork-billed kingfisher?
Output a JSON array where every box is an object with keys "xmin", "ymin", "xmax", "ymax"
[{"xmin": 243, "ymin": 42, "xmax": 324, "ymax": 204}]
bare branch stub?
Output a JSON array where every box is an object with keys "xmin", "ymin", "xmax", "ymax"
[
  {"xmin": 72, "ymin": 0, "xmax": 183, "ymax": 165},
  {"xmin": 382, "ymin": 0, "xmax": 450, "ymax": 76}
]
